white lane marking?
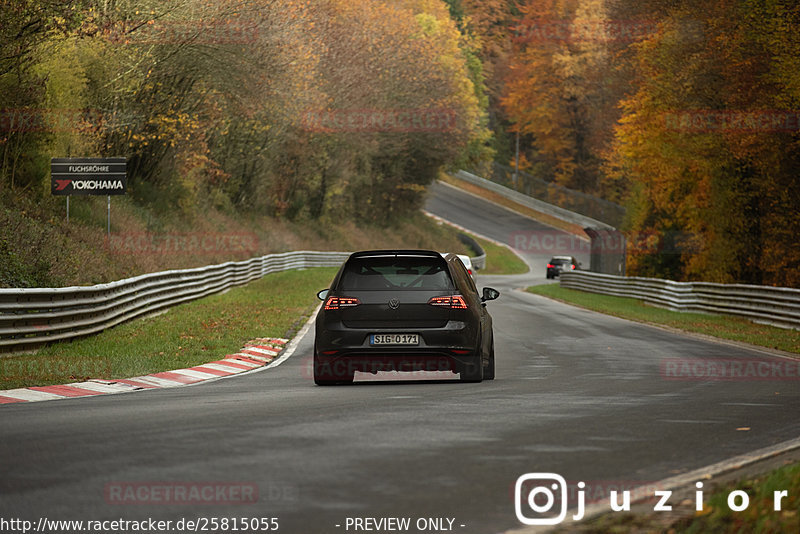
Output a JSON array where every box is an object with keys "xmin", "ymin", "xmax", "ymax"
[
  {"xmin": 505, "ymin": 435, "xmax": 800, "ymax": 534},
  {"xmin": 182, "ymin": 307, "xmax": 319, "ymax": 385},
  {"xmin": 1, "ymin": 313, "xmax": 315, "ymax": 403},
  {"xmin": 0, "ymin": 389, "xmax": 65, "ymax": 402},
  {"xmin": 264, "ymin": 304, "xmax": 321, "ymax": 370}
]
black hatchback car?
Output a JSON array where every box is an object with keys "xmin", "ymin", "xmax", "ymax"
[
  {"xmin": 546, "ymin": 255, "xmax": 580, "ymax": 279},
  {"xmin": 313, "ymin": 250, "xmax": 499, "ymax": 385}
]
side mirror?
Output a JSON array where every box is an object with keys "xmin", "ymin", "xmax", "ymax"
[
  {"xmin": 316, "ymin": 289, "xmax": 330, "ymax": 301},
  {"xmin": 481, "ymin": 287, "xmax": 500, "ymax": 302}
]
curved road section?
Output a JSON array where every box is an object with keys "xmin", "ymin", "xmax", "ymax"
[{"xmin": 0, "ymin": 182, "xmax": 798, "ymax": 533}]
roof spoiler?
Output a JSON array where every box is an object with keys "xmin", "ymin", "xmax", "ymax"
[{"xmin": 347, "ymin": 250, "xmax": 443, "ymax": 259}]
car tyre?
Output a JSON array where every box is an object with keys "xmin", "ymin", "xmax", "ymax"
[
  {"xmin": 459, "ymin": 350, "xmax": 484, "ymax": 383},
  {"xmin": 313, "ymin": 351, "xmax": 354, "ymax": 386},
  {"xmin": 484, "ymin": 340, "xmax": 495, "ymax": 380}
]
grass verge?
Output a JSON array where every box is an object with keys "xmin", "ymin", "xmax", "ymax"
[
  {"xmin": 527, "ymin": 284, "xmax": 800, "ymax": 354},
  {"xmin": 675, "ymin": 461, "xmax": 800, "ymax": 533},
  {"xmin": 2, "ymin": 190, "xmax": 472, "ymax": 288},
  {"xmin": 470, "ymin": 234, "xmax": 529, "ymax": 275},
  {"xmin": 568, "ymin": 460, "xmax": 800, "ymax": 533},
  {"xmin": 0, "ymin": 267, "xmax": 338, "ymax": 390}
]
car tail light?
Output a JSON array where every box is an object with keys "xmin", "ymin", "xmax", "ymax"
[
  {"xmin": 324, "ymin": 296, "xmax": 360, "ymax": 310},
  {"xmin": 428, "ymin": 295, "xmax": 468, "ymax": 309},
  {"xmin": 467, "ymin": 269, "xmax": 473, "ymax": 275},
  {"xmin": 571, "ymin": 264, "xmax": 576, "ymax": 269},
  {"xmin": 547, "ymin": 263, "xmax": 554, "ymax": 268}
]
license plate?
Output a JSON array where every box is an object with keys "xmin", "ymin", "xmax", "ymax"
[{"xmin": 370, "ymin": 334, "xmax": 419, "ymax": 345}]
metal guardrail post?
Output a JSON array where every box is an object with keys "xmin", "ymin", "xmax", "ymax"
[
  {"xmin": 0, "ymin": 251, "xmax": 351, "ymax": 353},
  {"xmin": 559, "ymin": 270, "xmax": 800, "ymax": 330}
]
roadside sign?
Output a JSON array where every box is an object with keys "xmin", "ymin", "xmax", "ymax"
[
  {"xmin": 51, "ymin": 157, "xmax": 127, "ymax": 234},
  {"xmin": 51, "ymin": 157, "xmax": 127, "ymax": 196}
]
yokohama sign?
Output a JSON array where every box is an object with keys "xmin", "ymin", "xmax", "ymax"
[{"xmin": 51, "ymin": 157, "xmax": 127, "ymax": 196}]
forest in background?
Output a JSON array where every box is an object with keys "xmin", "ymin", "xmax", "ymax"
[
  {"xmin": 453, "ymin": 0, "xmax": 800, "ymax": 287},
  {"xmin": 2, "ymin": 0, "xmax": 800, "ymax": 287},
  {"xmin": 1, "ymin": 0, "xmax": 489, "ymax": 222}
]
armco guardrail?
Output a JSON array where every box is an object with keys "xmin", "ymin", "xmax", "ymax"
[
  {"xmin": 452, "ymin": 170, "xmax": 615, "ymax": 231},
  {"xmin": 450, "ymin": 170, "xmax": 626, "ymax": 275},
  {"xmin": 476, "ymin": 163, "xmax": 626, "ymax": 228},
  {"xmin": 560, "ymin": 270, "xmax": 800, "ymax": 330},
  {"xmin": 458, "ymin": 233, "xmax": 486, "ymax": 270},
  {"xmin": 0, "ymin": 251, "xmax": 350, "ymax": 353}
]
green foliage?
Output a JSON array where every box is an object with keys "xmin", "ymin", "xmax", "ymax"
[
  {"xmin": 527, "ymin": 284, "xmax": 800, "ymax": 354},
  {"xmin": 1, "ymin": 267, "xmax": 338, "ymax": 389},
  {"xmin": 493, "ymin": 0, "xmax": 800, "ymax": 286},
  {"xmin": 611, "ymin": 1, "xmax": 800, "ymax": 286},
  {"xmin": 1, "ymin": 0, "xmax": 490, "ymax": 227}
]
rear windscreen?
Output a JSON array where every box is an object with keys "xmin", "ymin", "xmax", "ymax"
[{"xmin": 339, "ymin": 257, "xmax": 454, "ymax": 290}]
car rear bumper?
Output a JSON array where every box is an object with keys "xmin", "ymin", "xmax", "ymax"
[{"xmin": 314, "ymin": 320, "xmax": 480, "ymax": 375}]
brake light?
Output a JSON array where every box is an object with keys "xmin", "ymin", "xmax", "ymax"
[
  {"xmin": 324, "ymin": 296, "xmax": 360, "ymax": 310},
  {"xmin": 428, "ymin": 295, "xmax": 468, "ymax": 309},
  {"xmin": 571, "ymin": 264, "xmax": 576, "ymax": 269},
  {"xmin": 547, "ymin": 263, "xmax": 554, "ymax": 268},
  {"xmin": 467, "ymin": 269, "xmax": 473, "ymax": 275}
]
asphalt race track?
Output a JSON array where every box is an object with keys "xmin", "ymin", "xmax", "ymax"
[{"xmin": 1, "ymin": 182, "xmax": 799, "ymax": 533}]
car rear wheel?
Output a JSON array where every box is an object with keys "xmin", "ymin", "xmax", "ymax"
[
  {"xmin": 313, "ymin": 352, "xmax": 355, "ymax": 385},
  {"xmin": 459, "ymin": 348, "xmax": 484, "ymax": 382},
  {"xmin": 484, "ymin": 340, "xmax": 495, "ymax": 380}
]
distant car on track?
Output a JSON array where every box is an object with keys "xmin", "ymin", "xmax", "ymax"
[
  {"xmin": 457, "ymin": 254, "xmax": 475, "ymax": 277},
  {"xmin": 546, "ymin": 255, "xmax": 580, "ymax": 279},
  {"xmin": 313, "ymin": 250, "xmax": 499, "ymax": 385},
  {"xmin": 441, "ymin": 253, "xmax": 475, "ymax": 277}
]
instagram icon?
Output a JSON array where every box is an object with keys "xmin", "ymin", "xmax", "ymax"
[{"xmin": 515, "ymin": 473, "xmax": 584, "ymax": 525}]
